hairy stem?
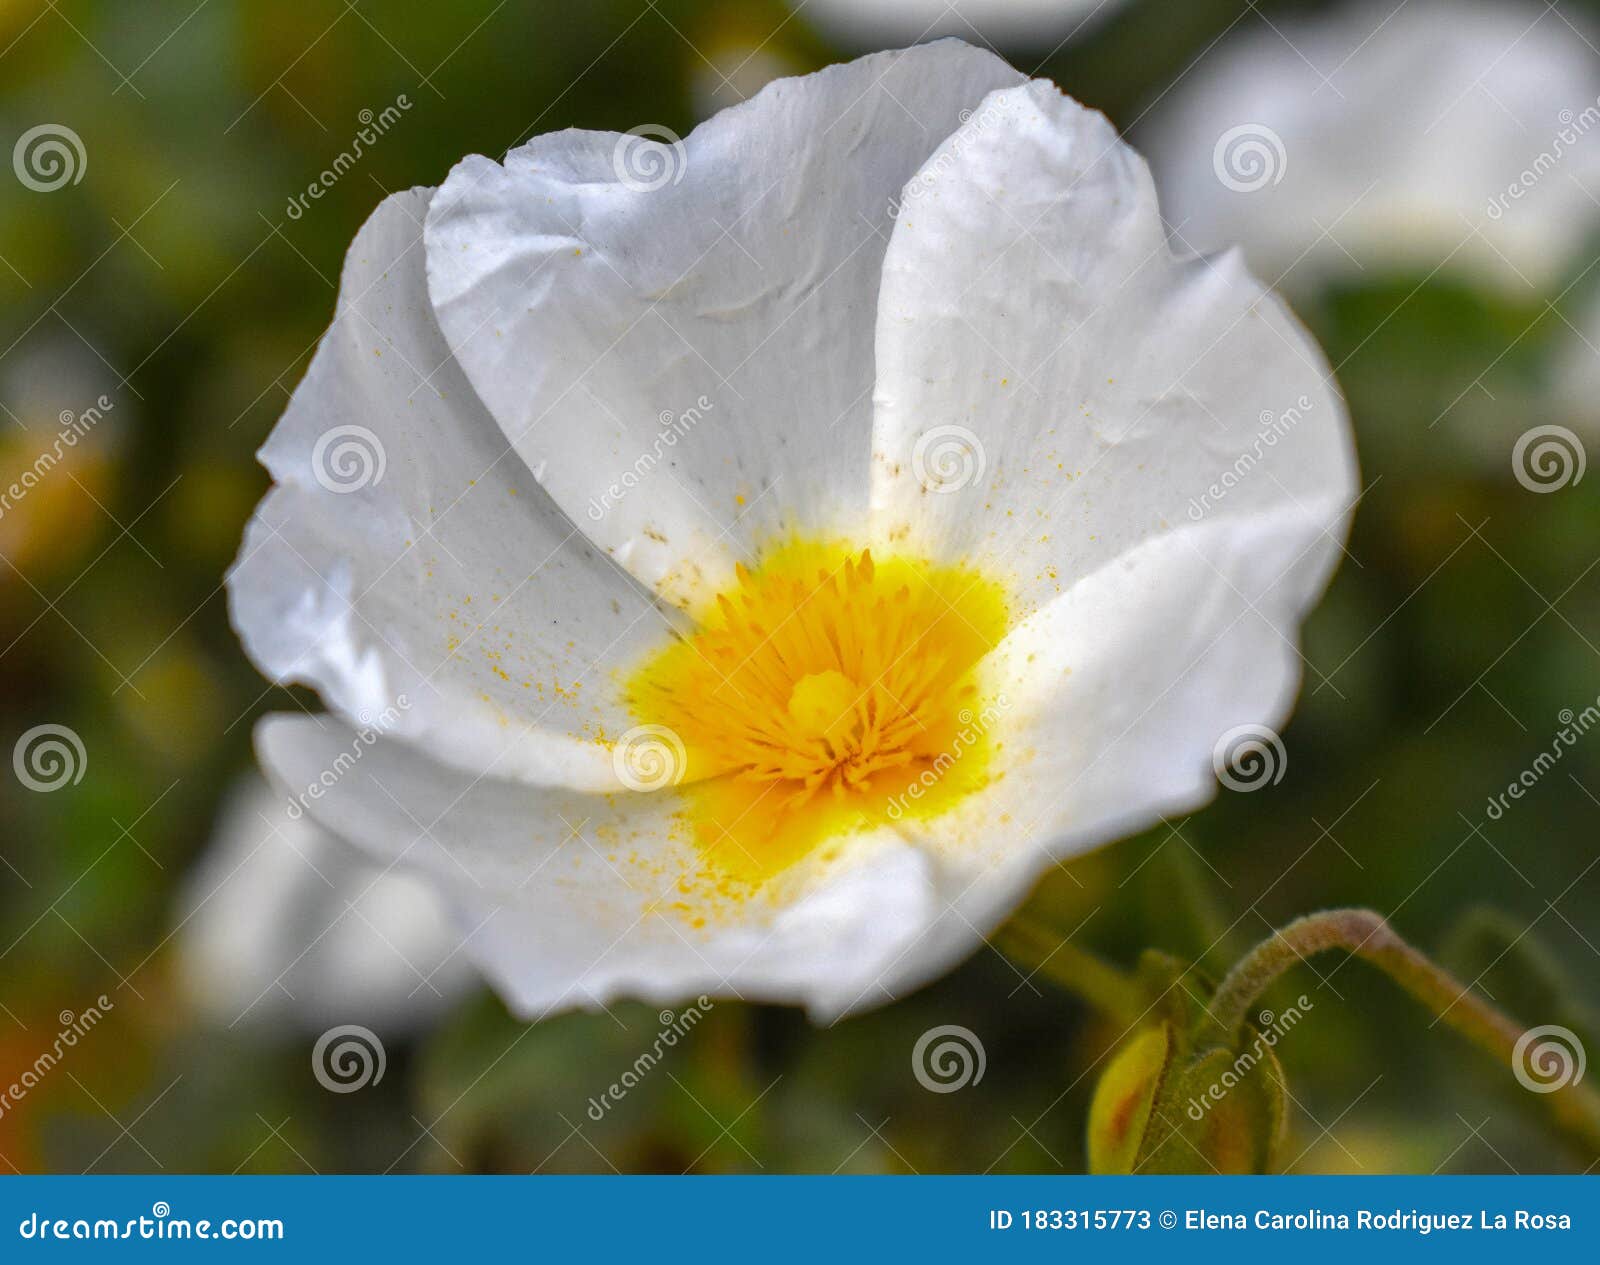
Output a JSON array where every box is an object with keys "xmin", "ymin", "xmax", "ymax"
[{"xmin": 1210, "ymin": 908, "xmax": 1600, "ymax": 1157}]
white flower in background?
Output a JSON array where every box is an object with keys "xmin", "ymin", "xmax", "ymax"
[
  {"xmin": 228, "ymin": 42, "xmax": 1355, "ymax": 1021},
  {"xmin": 792, "ymin": 0, "xmax": 1126, "ymax": 49},
  {"xmin": 176, "ymin": 775, "xmax": 477, "ymax": 1033},
  {"xmin": 1143, "ymin": 0, "xmax": 1600, "ymax": 296},
  {"xmin": 1553, "ymin": 293, "xmax": 1600, "ymax": 434}
]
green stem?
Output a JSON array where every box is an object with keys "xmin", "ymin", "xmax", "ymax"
[
  {"xmin": 1209, "ymin": 908, "xmax": 1600, "ymax": 1157},
  {"xmin": 993, "ymin": 917, "xmax": 1143, "ymax": 1025}
]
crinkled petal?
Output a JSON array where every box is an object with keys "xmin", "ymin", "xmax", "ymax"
[
  {"xmin": 228, "ymin": 188, "xmax": 670, "ymax": 789},
  {"xmin": 424, "ymin": 41, "xmax": 1024, "ymax": 606},
  {"xmin": 874, "ymin": 508, "xmax": 1337, "ymax": 988},
  {"xmin": 871, "ymin": 80, "xmax": 1355, "ymax": 614},
  {"xmin": 256, "ymin": 715, "xmax": 950, "ymax": 1021}
]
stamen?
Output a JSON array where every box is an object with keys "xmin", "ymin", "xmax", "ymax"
[{"xmin": 625, "ymin": 540, "xmax": 1008, "ymax": 883}]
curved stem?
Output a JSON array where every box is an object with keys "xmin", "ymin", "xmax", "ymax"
[
  {"xmin": 992, "ymin": 916, "xmax": 1143, "ymax": 1025},
  {"xmin": 1210, "ymin": 908, "xmax": 1600, "ymax": 1157}
]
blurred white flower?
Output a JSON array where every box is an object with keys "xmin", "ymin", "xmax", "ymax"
[
  {"xmin": 176, "ymin": 775, "xmax": 477, "ymax": 1034},
  {"xmin": 1552, "ymin": 293, "xmax": 1600, "ymax": 435},
  {"xmin": 230, "ymin": 42, "xmax": 1354, "ymax": 1022},
  {"xmin": 790, "ymin": 0, "xmax": 1126, "ymax": 49},
  {"xmin": 1143, "ymin": 0, "xmax": 1600, "ymax": 295}
]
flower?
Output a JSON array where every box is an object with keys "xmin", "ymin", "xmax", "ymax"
[
  {"xmin": 1142, "ymin": 0, "xmax": 1600, "ymax": 296},
  {"xmin": 176, "ymin": 775, "xmax": 477, "ymax": 1034},
  {"xmin": 1552, "ymin": 292, "xmax": 1600, "ymax": 436},
  {"xmin": 229, "ymin": 41, "xmax": 1355, "ymax": 1021}
]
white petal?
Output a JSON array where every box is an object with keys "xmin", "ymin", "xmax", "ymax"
[
  {"xmin": 876, "ymin": 508, "xmax": 1334, "ymax": 987},
  {"xmin": 1141, "ymin": 0, "xmax": 1600, "ymax": 294},
  {"xmin": 255, "ymin": 715, "xmax": 952, "ymax": 1021},
  {"xmin": 228, "ymin": 188, "xmax": 668, "ymax": 789},
  {"xmin": 424, "ymin": 42, "xmax": 1023, "ymax": 606},
  {"xmin": 872, "ymin": 80, "xmax": 1355, "ymax": 613},
  {"xmin": 175, "ymin": 775, "xmax": 477, "ymax": 1034}
]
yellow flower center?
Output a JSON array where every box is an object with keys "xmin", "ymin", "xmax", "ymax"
[{"xmin": 625, "ymin": 539, "xmax": 1009, "ymax": 885}]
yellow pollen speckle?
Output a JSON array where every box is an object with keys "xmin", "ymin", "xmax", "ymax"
[{"xmin": 624, "ymin": 538, "xmax": 1009, "ymax": 887}]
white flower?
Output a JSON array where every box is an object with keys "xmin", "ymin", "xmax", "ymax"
[
  {"xmin": 175, "ymin": 775, "xmax": 477, "ymax": 1033},
  {"xmin": 789, "ymin": 0, "xmax": 1127, "ymax": 49},
  {"xmin": 1142, "ymin": 0, "xmax": 1600, "ymax": 295},
  {"xmin": 1553, "ymin": 293, "xmax": 1600, "ymax": 434},
  {"xmin": 228, "ymin": 42, "xmax": 1355, "ymax": 1022}
]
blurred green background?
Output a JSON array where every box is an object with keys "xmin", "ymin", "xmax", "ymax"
[{"xmin": 3, "ymin": 0, "xmax": 1600, "ymax": 1174}]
